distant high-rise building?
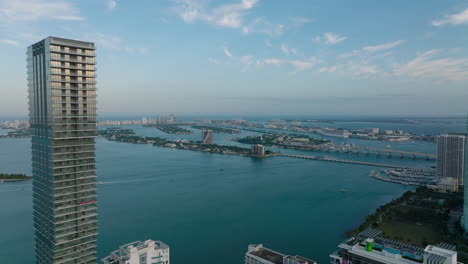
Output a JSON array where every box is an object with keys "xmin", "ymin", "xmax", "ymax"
[
  {"xmin": 437, "ymin": 133, "xmax": 466, "ymax": 186},
  {"xmin": 245, "ymin": 244, "xmax": 316, "ymax": 264},
  {"xmin": 464, "ymin": 114, "xmax": 468, "ymax": 230},
  {"xmin": 202, "ymin": 129, "xmax": 214, "ymax": 144},
  {"xmin": 27, "ymin": 37, "xmax": 98, "ymax": 263},
  {"xmin": 102, "ymin": 240, "xmax": 170, "ymax": 264},
  {"xmin": 251, "ymin": 144, "xmax": 265, "ymax": 157},
  {"xmin": 142, "ymin": 117, "xmax": 148, "ymax": 125}
]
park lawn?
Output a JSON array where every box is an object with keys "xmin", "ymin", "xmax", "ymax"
[{"xmin": 379, "ymin": 220, "xmax": 442, "ymax": 246}]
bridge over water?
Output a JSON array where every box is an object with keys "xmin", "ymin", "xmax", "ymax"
[
  {"xmin": 316, "ymin": 145, "xmax": 436, "ymax": 159},
  {"xmin": 277, "ymin": 153, "xmax": 423, "ymax": 169}
]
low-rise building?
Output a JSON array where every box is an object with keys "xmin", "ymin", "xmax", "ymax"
[
  {"xmin": 102, "ymin": 240, "xmax": 169, "ymax": 264},
  {"xmin": 428, "ymin": 177, "xmax": 459, "ymax": 193},
  {"xmin": 245, "ymin": 244, "xmax": 316, "ymax": 264},
  {"xmin": 330, "ymin": 229, "xmax": 462, "ymax": 264}
]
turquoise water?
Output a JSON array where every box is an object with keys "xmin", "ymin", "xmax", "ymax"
[{"xmin": 1, "ymin": 118, "xmax": 460, "ymax": 263}]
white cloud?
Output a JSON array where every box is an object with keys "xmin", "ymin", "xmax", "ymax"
[
  {"xmin": 242, "ymin": 18, "xmax": 285, "ymax": 37},
  {"xmin": 107, "ymin": 0, "xmax": 117, "ymax": 11},
  {"xmin": 323, "ymin": 32, "xmax": 346, "ymax": 45},
  {"xmin": 256, "ymin": 57, "xmax": 321, "ymax": 74},
  {"xmin": 289, "ymin": 16, "xmax": 311, "ymax": 24},
  {"xmin": 338, "ymin": 39, "xmax": 405, "ymax": 59},
  {"xmin": 124, "ymin": 46, "xmax": 147, "ymax": 54},
  {"xmin": 223, "ymin": 47, "xmax": 233, "ymax": 58},
  {"xmin": 0, "ymin": 39, "xmax": 18, "ymax": 46},
  {"xmin": 280, "ymin": 43, "xmax": 299, "ymax": 56},
  {"xmin": 208, "ymin": 57, "xmax": 219, "ymax": 64},
  {"xmin": 264, "ymin": 40, "xmax": 272, "ymax": 47},
  {"xmin": 432, "ymin": 8, "xmax": 468, "ymax": 26},
  {"xmin": 318, "ymin": 66, "xmax": 337, "ymax": 73},
  {"xmin": 0, "ymin": 0, "xmax": 84, "ymax": 21},
  {"xmin": 280, "ymin": 44, "xmax": 289, "ymax": 56},
  {"xmin": 289, "ymin": 16, "xmax": 312, "ymax": 26},
  {"xmin": 240, "ymin": 55, "xmax": 253, "ymax": 64},
  {"xmin": 314, "ymin": 33, "xmax": 347, "ymax": 45},
  {"xmin": 362, "ymin": 40, "xmax": 405, "ymax": 53},
  {"xmin": 288, "ymin": 59, "xmax": 317, "ymax": 73},
  {"xmin": 349, "ymin": 64, "xmax": 382, "ymax": 76},
  {"xmin": 85, "ymin": 33, "xmax": 147, "ymax": 54},
  {"xmin": 393, "ymin": 49, "xmax": 468, "ymax": 82},
  {"xmin": 256, "ymin": 58, "xmax": 282, "ymax": 66},
  {"xmin": 173, "ymin": 0, "xmax": 258, "ymax": 28}
]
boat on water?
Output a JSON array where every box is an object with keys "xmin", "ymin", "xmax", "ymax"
[{"xmin": 340, "ymin": 189, "xmax": 348, "ymax": 192}]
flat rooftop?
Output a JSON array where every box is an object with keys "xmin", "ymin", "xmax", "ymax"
[
  {"xmin": 285, "ymin": 255, "xmax": 317, "ymax": 264},
  {"xmin": 250, "ymin": 247, "xmax": 284, "ymax": 264}
]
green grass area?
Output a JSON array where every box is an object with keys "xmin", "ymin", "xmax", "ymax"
[{"xmin": 379, "ymin": 220, "xmax": 441, "ymax": 246}]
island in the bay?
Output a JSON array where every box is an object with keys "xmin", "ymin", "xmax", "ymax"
[
  {"xmin": 145, "ymin": 124, "xmax": 193, "ymax": 134},
  {"xmin": 236, "ymin": 133, "xmax": 329, "ymax": 150},
  {"xmin": 191, "ymin": 125, "xmax": 240, "ymax": 134},
  {"xmin": 99, "ymin": 128, "xmax": 274, "ymax": 157},
  {"xmin": 0, "ymin": 173, "xmax": 32, "ymax": 182}
]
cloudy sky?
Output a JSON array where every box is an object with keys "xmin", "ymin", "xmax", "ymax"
[{"xmin": 1, "ymin": 0, "xmax": 468, "ymax": 117}]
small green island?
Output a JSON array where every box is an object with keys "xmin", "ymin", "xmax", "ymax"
[
  {"xmin": 0, "ymin": 129, "xmax": 30, "ymax": 138},
  {"xmin": 0, "ymin": 173, "xmax": 32, "ymax": 182},
  {"xmin": 236, "ymin": 133, "xmax": 329, "ymax": 151},
  {"xmin": 192, "ymin": 125, "xmax": 240, "ymax": 134},
  {"xmin": 99, "ymin": 128, "xmax": 274, "ymax": 157},
  {"xmin": 146, "ymin": 124, "xmax": 192, "ymax": 134}
]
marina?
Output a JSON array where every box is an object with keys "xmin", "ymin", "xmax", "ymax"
[{"xmin": 370, "ymin": 168, "xmax": 437, "ymax": 186}]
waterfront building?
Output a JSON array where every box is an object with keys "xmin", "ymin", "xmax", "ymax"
[
  {"xmin": 245, "ymin": 244, "xmax": 316, "ymax": 264},
  {"xmin": 428, "ymin": 177, "xmax": 459, "ymax": 193},
  {"xmin": 437, "ymin": 133, "xmax": 466, "ymax": 186},
  {"xmin": 251, "ymin": 144, "xmax": 265, "ymax": 157},
  {"xmin": 201, "ymin": 129, "xmax": 214, "ymax": 144},
  {"xmin": 330, "ymin": 228, "xmax": 461, "ymax": 264},
  {"xmin": 27, "ymin": 37, "xmax": 98, "ymax": 263},
  {"xmin": 141, "ymin": 117, "xmax": 148, "ymax": 125},
  {"xmin": 102, "ymin": 240, "xmax": 170, "ymax": 264}
]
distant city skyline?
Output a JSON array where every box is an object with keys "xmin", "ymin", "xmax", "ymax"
[{"xmin": 1, "ymin": 0, "xmax": 468, "ymax": 115}]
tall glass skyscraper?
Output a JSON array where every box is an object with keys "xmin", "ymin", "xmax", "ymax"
[
  {"xmin": 27, "ymin": 37, "xmax": 98, "ymax": 263},
  {"xmin": 464, "ymin": 114, "xmax": 468, "ymax": 231},
  {"xmin": 436, "ymin": 133, "xmax": 466, "ymax": 186}
]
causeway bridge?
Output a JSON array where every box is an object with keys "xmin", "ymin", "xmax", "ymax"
[
  {"xmin": 315, "ymin": 145, "xmax": 436, "ymax": 160},
  {"xmin": 277, "ymin": 153, "xmax": 419, "ymax": 169}
]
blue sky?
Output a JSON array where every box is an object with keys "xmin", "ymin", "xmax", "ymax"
[{"xmin": 1, "ymin": 0, "xmax": 468, "ymax": 117}]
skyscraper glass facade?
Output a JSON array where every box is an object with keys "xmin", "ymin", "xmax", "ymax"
[{"xmin": 27, "ymin": 37, "xmax": 98, "ymax": 264}]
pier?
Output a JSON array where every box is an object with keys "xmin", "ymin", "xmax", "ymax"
[{"xmin": 277, "ymin": 153, "xmax": 420, "ymax": 169}]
